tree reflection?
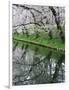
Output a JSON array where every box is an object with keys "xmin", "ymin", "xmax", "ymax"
[
  {"xmin": 12, "ymin": 41, "xmax": 65, "ymax": 85},
  {"xmin": 51, "ymin": 53, "xmax": 65, "ymax": 83}
]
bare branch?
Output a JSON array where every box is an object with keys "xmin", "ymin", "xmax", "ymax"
[
  {"xmin": 13, "ymin": 4, "xmax": 42, "ymax": 13},
  {"xmin": 49, "ymin": 6, "xmax": 62, "ymax": 30},
  {"xmin": 13, "ymin": 22, "xmax": 41, "ymax": 28}
]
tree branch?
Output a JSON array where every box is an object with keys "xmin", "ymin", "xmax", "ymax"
[
  {"xmin": 13, "ymin": 4, "xmax": 42, "ymax": 13},
  {"xmin": 13, "ymin": 22, "xmax": 41, "ymax": 28}
]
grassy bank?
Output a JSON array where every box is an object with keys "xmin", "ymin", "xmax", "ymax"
[{"xmin": 13, "ymin": 33, "xmax": 65, "ymax": 51}]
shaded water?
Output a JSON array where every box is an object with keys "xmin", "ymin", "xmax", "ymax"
[{"xmin": 12, "ymin": 40, "xmax": 65, "ymax": 85}]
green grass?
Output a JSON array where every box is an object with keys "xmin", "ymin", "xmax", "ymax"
[{"xmin": 13, "ymin": 33, "xmax": 65, "ymax": 50}]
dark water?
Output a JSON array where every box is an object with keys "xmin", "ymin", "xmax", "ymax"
[{"xmin": 12, "ymin": 40, "xmax": 65, "ymax": 85}]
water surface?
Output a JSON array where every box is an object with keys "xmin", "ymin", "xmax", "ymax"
[{"xmin": 12, "ymin": 40, "xmax": 65, "ymax": 85}]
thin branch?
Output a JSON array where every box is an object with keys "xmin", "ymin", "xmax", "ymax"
[
  {"xmin": 13, "ymin": 22, "xmax": 41, "ymax": 27},
  {"xmin": 13, "ymin": 4, "xmax": 42, "ymax": 13}
]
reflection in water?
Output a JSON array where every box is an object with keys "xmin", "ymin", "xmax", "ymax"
[{"xmin": 12, "ymin": 40, "xmax": 65, "ymax": 85}]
